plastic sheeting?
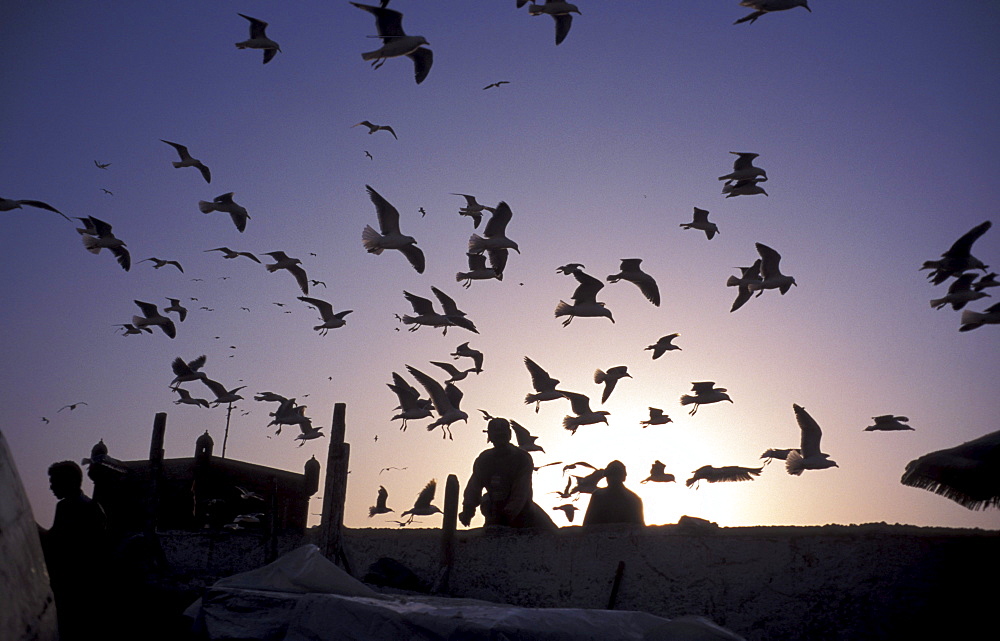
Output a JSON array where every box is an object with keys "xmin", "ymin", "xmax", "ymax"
[{"xmin": 186, "ymin": 544, "xmax": 745, "ymax": 641}]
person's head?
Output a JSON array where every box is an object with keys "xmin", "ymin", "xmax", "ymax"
[
  {"xmin": 486, "ymin": 417, "xmax": 511, "ymax": 445},
  {"xmin": 604, "ymin": 460, "xmax": 627, "ymax": 484},
  {"xmin": 48, "ymin": 460, "xmax": 83, "ymax": 500}
]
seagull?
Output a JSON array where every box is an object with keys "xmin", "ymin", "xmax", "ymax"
[
  {"xmin": 361, "ymin": 185, "xmax": 425, "ymax": 273},
  {"xmin": 645, "ymin": 334, "xmax": 681, "ymax": 359},
  {"xmin": 555, "ymin": 269, "xmax": 615, "ymax": 326},
  {"xmin": 236, "ymin": 486, "xmax": 265, "ymax": 502},
  {"xmin": 94, "ymin": 161, "xmax": 111, "ymax": 169},
  {"xmin": 865, "ymin": 415, "xmax": 914, "ymax": 432},
  {"xmin": 960, "ymin": 301, "xmax": 1000, "ymax": 331},
  {"xmin": 351, "ymin": 2, "xmax": 433, "ymax": 84},
  {"xmin": 552, "ymin": 504, "xmax": 579, "ymax": 522},
  {"xmin": 747, "ymin": 243, "xmax": 796, "ymax": 295},
  {"xmin": 169, "ymin": 355, "xmax": 208, "ymax": 388},
  {"xmin": 236, "ymin": 14, "xmax": 280, "ymax": 64},
  {"xmin": 400, "ymin": 479, "xmax": 443, "ymax": 522},
  {"xmin": 295, "ymin": 423, "xmax": 326, "ymax": 447},
  {"xmin": 456, "ymin": 252, "xmax": 501, "ymax": 287},
  {"xmin": 560, "ymin": 390, "xmax": 610, "ymax": 435},
  {"xmin": 263, "ymin": 251, "xmax": 309, "ymax": 295},
  {"xmin": 387, "ymin": 371, "xmax": 433, "ymax": 430},
  {"xmin": 718, "ymin": 151, "xmax": 767, "ymax": 182},
  {"xmin": 510, "ymin": 419, "xmax": 545, "ymax": 453},
  {"xmin": 451, "ymin": 194, "xmax": 495, "ymax": 229},
  {"xmin": 58, "ymin": 402, "xmax": 88, "ymax": 412},
  {"xmin": 726, "ymin": 259, "xmax": 763, "ymax": 313},
  {"xmin": 606, "ymin": 258, "xmax": 660, "ymax": 306},
  {"xmin": 483, "ymin": 80, "xmax": 511, "ymax": 90},
  {"xmin": 680, "ymin": 382, "xmax": 732, "ymax": 415},
  {"xmin": 930, "ymin": 273, "xmax": 991, "ymax": 310},
  {"xmin": 115, "ymin": 323, "xmax": 152, "ymax": 336},
  {"xmin": 569, "ymin": 468, "xmax": 606, "ymax": 495},
  {"xmin": 77, "ymin": 216, "xmax": 130, "ymax": 271},
  {"xmin": 722, "ymin": 177, "xmax": 768, "ymax": 198},
  {"xmin": 900, "ymin": 430, "xmax": 1000, "ymax": 510},
  {"xmin": 921, "ymin": 221, "xmax": 992, "ymax": 285},
  {"xmin": 369, "ymin": 486, "xmax": 394, "ymax": 517},
  {"xmin": 679, "ymin": 207, "xmax": 719, "ymax": 240},
  {"xmin": 468, "ymin": 201, "xmax": 519, "ymax": 279},
  {"xmin": 640, "ymin": 408, "xmax": 673, "ymax": 428},
  {"xmin": 205, "ymin": 247, "xmax": 261, "ymax": 263},
  {"xmin": 594, "ymin": 366, "xmax": 631, "ymax": 404},
  {"xmin": 160, "ymin": 139, "xmax": 211, "ymax": 183},
  {"xmin": 734, "ymin": 1, "xmax": 811, "ymax": 26},
  {"xmin": 686, "ymin": 465, "xmax": 763, "ymax": 488},
  {"xmin": 1, "ymin": 196, "xmax": 70, "ymax": 221},
  {"xmin": 198, "ymin": 193, "xmax": 250, "ymax": 233},
  {"xmin": 173, "ymin": 387, "xmax": 211, "ymax": 408},
  {"xmin": 527, "ymin": 1, "xmax": 581, "ymax": 46},
  {"xmin": 201, "ymin": 379, "xmax": 246, "ymax": 406},
  {"xmin": 430, "ymin": 361, "xmax": 474, "ymax": 383},
  {"xmin": 400, "ymin": 288, "xmax": 478, "ymax": 334},
  {"xmin": 101, "ymin": 189, "xmax": 113, "ymax": 196},
  {"xmin": 451, "ymin": 342, "xmax": 483, "ymax": 373},
  {"xmin": 365, "ymin": 150, "xmax": 374, "ymax": 160},
  {"xmin": 139, "ymin": 257, "xmax": 184, "ymax": 273},
  {"xmin": 523, "ymin": 356, "xmax": 564, "ymax": 412},
  {"xmin": 406, "ymin": 365, "xmax": 469, "ymax": 439},
  {"xmin": 298, "ymin": 296, "xmax": 353, "ymax": 334},
  {"xmin": 641, "ymin": 461, "xmax": 675, "ymax": 484},
  {"xmin": 786, "ymin": 404, "xmax": 838, "ymax": 475},
  {"xmin": 132, "ymin": 300, "xmax": 176, "ymax": 338},
  {"xmin": 352, "ymin": 120, "xmax": 397, "ymax": 139}
]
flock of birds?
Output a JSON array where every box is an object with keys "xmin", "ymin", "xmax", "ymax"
[{"xmin": 9, "ymin": 1, "xmax": 998, "ymax": 532}]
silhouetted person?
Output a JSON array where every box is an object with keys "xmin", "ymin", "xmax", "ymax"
[
  {"xmin": 460, "ymin": 418, "xmax": 556, "ymax": 529},
  {"xmin": 583, "ymin": 460, "xmax": 645, "ymax": 526},
  {"xmin": 38, "ymin": 460, "xmax": 108, "ymax": 640}
]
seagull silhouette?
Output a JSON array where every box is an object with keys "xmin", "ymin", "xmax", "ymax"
[
  {"xmin": 369, "ymin": 486, "xmax": 394, "ymax": 517},
  {"xmin": 920, "ymin": 221, "xmax": 992, "ymax": 284},
  {"xmin": 640, "ymin": 408, "xmax": 673, "ymax": 427},
  {"xmin": 160, "ymin": 139, "xmax": 211, "ymax": 183},
  {"xmin": 236, "ymin": 14, "xmax": 280, "ymax": 64},
  {"xmin": 641, "ymin": 461, "xmax": 675, "ymax": 484},
  {"xmin": 361, "ymin": 185, "xmax": 425, "ymax": 273},
  {"xmin": 865, "ymin": 415, "xmax": 914, "ymax": 432},
  {"xmin": 387, "ymin": 371, "xmax": 433, "ymax": 430},
  {"xmin": 645, "ymin": 333, "xmax": 681, "ymax": 359},
  {"xmin": 718, "ymin": 151, "xmax": 767, "ymax": 182},
  {"xmin": 401, "ymin": 479, "xmax": 443, "ymax": 523},
  {"xmin": 680, "ymin": 382, "xmax": 732, "ymax": 415},
  {"xmin": 77, "ymin": 216, "xmax": 130, "ymax": 271},
  {"xmin": 298, "ymin": 296, "xmax": 353, "ymax": 334},
  {"xmin": 560, "ymin": 390, "xmax": 610, "ymax": 435},
  {"xmin": 406, "ymin": 365, "xmax": 469, "ymax": 439},
  {"xmin": 139, "ymin": 257, "xmax": 184, "ymax": 273},
  {"xmin": 555, "ymin": 269, "xmax": 614, "ymax": 326},
  {"xmin": 747, "ymin": 243, "xmax": 796, "ymax": 296},
  {"xmin": 1, "ymin": 196, "xmax": 70, "ymax": 221},
  {"xmin": 450, "ymin": 342, "xmax": 484, "ymax": 373},
  {"xmin": 785, "ymin": 404, "xmax": 838, "ymax": 475},
  {"xmin": 468, "ymin": 201, "xmax": 519, "ymax": 279},
  {"xmin": 352, "ymin": 2, "xmax": 432, "ymax": 84},
  {"xmin": 726, "ymin": 259, "xmax": 763, "ymax": 312},
  {"xmin": 607, "ymin": 258, "xmax": 660, "ymax": 306},
  {"xmin": 686, "ymin": 465, "xmax": 763, "ymax": 488},
  {"xmin": 199, "ymin": 193, "xmax": 250, "ymax": 232},
  {"xmin": 734, "ymin": 1, "xmax": 811, "ymax": 26},
  {"xmin": 523, "ymin": 356, "xmax": 564, "ymax": 412},
  {"xmin": 483, "ymin": 80, "xmax": 510, "ymax": 90},
  {"xmin": 263, "ymin": 251, "xmax": 309, "ymax": 295},
  {"xmin": 132, "ymin": 300, "xmax": 176, "ymax": 338},
  {"xmin": 594, "ymin": 365, "xmax": 631, "ymax": 404},
  {"xmin": 679, "ymin": 207, "xmax": 719, "ymax": 240},
  {"xmin": 353, "ymin": 120, "xmax": 397, "ymax": 139}
]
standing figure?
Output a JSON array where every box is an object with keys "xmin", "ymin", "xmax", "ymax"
[{"xmin": 582, "ymin": 460, "xmax": 644, "ymax": 526}]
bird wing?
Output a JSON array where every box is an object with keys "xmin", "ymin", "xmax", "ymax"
[
  {"xmin": 366, "ymin": 185, "xmax": 401, "ymax": 234},
  {"xmin": 553, "ymin": 14, "xmax": 573, "ymax": 45},
  {"xmin": 692, "ymin": 208, "xmax": 711, "ymax": 223},
  {"xmin": 690, "ymin": 381, "xmax": 716, "ymax": 393},
  {"xmin": 201, "ymin": 377, "xmax": 229, "ymax": 399},
  {"xmin": 403, "ymin": 290, "xmax": 436, "ymax": 315},
  {"xmin": 352, "ymin": 3, "xmax": 406, "ymax": 39},
  {"xmin": 793, "ymin": 404, "xmax": 824, "ymax": 457},
  {"xmin": 444, "ymin": 382, "xmax": 464, "ymax": 410},
  {"xmin": 388, "ymin": 372, "xmax": 421, "ymax": 408},
  {"xmin": 406, "ymin": 365, "xmax": 450, "ymax": 413},
  {"xmin": 755, "ymin": 243, "xmax": 783, "ymax": 279},
  {"xmin": 560, "ymin": 390, "xmax": 593, "ymax": 415},
  {"xmin": 238, "ymin": 13, "xmax": 268, "ymax": 38},
  {"xmin": 525, "ymin": 356, "xmax": 559, "ymax": 391},
  {"xmin": 134, "ymin": 300, "xmax": 160, "ymax": 318},
  {"xmin": 944, "ymin": 220, "xmax": 991, "ymax": 259},
  {"xmin": 571, "ymin": 270, "xmax": 605, "ymax": 303},
  {"xmin": 287, "ymin": 265, "xmax": 309, "ymax": 295},
  {"xmin": 398, "ymin": 243, "xmax": 426, "ymax": 274},
  {"xmin": 509, "ymin": 420, "xmax": 535, "ymax": 448},
  {"xmin": 160, "ymin": 139, "xmax": 189, "ymax": 160},
  {"xmin": 413, "ymin": 479, "xmax": 437, "ymax": 509},
  {"xmin": 430, "ymin": 361, "xmax": 460, "ymax": 376},
  {"xmin": 299, "ymin": 296, "xmax": 333, "ymax": 320},
  {"xmin": 431, "ymin": 287, "xmax": 464, "ymax": 316},
  {"xmin": 731, "ymin": 151, "xmax": 759, "ymax": 171},
  {"xmin": 482, "ymin": 201, "xmax": 513, "ymax": 238}
]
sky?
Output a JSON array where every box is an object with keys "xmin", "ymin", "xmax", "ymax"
[{"xmin": 3, "ymin": 1, "xmax": 999, "ymax": 533}]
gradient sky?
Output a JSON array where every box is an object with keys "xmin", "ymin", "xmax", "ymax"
[{"xmin": 3, "ymin": 2, "xmax": 998, "ymax": 533}]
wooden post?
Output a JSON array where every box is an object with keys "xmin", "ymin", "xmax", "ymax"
[
  {"xmin": 146, "ymin": 412, "xmax": 166, "ymax": 536},
  {"xmin": 318, "ymin": 403, "xmax": 351, "ymax": 573},
  {"xmin": 607, "ymin": 560, "xmax": 625, "ymax": 609},
  {"xmin": 433, "ymin": 474, "xmax": 460, "ymax": 594}
]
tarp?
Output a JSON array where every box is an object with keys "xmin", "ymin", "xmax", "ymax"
[{"xmin": 186, "ymin": 544, "xmax": 745, "ymax": 641}]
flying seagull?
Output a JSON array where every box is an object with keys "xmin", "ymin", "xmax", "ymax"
[
  {"xmin": 640, "ymin": 408, "xmax": 672, "ymax": 428},
  {"xmin": 645, "ymin": 333, "xmax": 681, "ymax": 359},
  {"xmin": 430, "ymin": 361, "xmax": 474, "ymax": 383},
  {"xmin": 351, "ymin": 2, "xmax": 433, "ymax": 84},
  {"xmin": 369, "ymin": 486, "xmax": 394, "ymax": 517},
  {"xmin": 298, "ymin": 296, "xmax": 353, "ymax": 334},
  {"xmin": 199, "ymin": 193, "xmax": 250, "ymax": 233},
  {"xmin": 747, "ymin": 243, "xmax": 796, "ymax": 296},
  {"xmin": 400, "ymin": 287, "xmax": 478, "ymax": 334},
  {"xmin": 865, "ymin": 415, "xmax": 914, "ymax": 432},
  {"xmin": 560, "ymin": 390, "xmax": 610, "ymax": 435},
  {"xmin": 523, "ymin": 356, "xmax": 564, "ymax": 412},
  {"xmin": 58, "ymin": 402, "xmax": 88, "ymax": 412},
  {"xmin": 173, "ymin": 387, "xmax": 210, "ymax": 409},
  {"xmin": 1, "ymin": 196, "xmax": 70, "ymax": 221},
  {"xmin": 387, "ymin": 371, "xmax": 433, "ymax": 430},
  {"xmin": 921, "ymin": 221, "xmax": 992, "ymax": 285},
  {"xmin": 483, "ymin": 80, "xmax": 511, "ymax": 90},
  {"xmin": 680, "ymin": 382, "xmax": 732, "ymax": 415},
  {"xmin": 361, "ymin": 185, "xmax": 425, "ymax": 273},
  {"xmin": 451, "ymin": 193, "xmax": 495, "ymax": 229},
  {"xmin": 607, "ymin": 258, "xmax": 660, "ymax": 306},
  {"xmin": 555, "ymin": 268, "xmax": 614, "ymax": 326},
  {"xmin": 594, "ymin": 365, "xmax": 631, "ymax": 404},
  {"xmin": 456, "ymin": 252, "xmax": 502, "ymax": 287},
  {"xmin": 528, "ymin": 1, "xmax": 581, "ymax": 46},
  {"xmin": 139, "ymin": 257, "xmax": 184, "ymax": 273},
  {"xmin": 785, "ymin": 404, "xmax": 838, "ymax": 475},
  {"xmin": 734, "ymin": 1, "xmax": 811, "ymax": 26},
  {"xmin": 679, "ymin": 207, "xmax": 719, "ymax": 240},
  {"xmin": 468, "ymin": 201, "xmax": 519, "ymax": 279},
  {"xmin": 718, "ymin": 151, "xmax": 767, "ymax": 182},
  {"xmin": 401, "ymin": 479, "xmax": 443, "ymax": 523},
  {"xmin": 352, "ymin": 120, "xmax": 397, "ymax": 139},
  {"xmin": 686, "ymin": 465, "xmax": 763, "ymax": 488},
  {"xmin": 76, "ymin": 216, "xmax": 130, "ymax": 271},
  {"xmin": 263, "ymin": 251, "xmax": 309, "ymax": 295},
  {"xmin": 510, "ymin": 419, "xmax": 545, "ymax": 453},
  {"xmin": 406, "ymin": 365, "xmax": 469, "ymax": 440},
  {"xmin": 164, "ymin": 299, "xmax": 188, "ymax": 320},
  {"xmin": 726, "ymin": 259, "xmax": 763, "ymax": 313},
  {"xmin": 169, "ymin": 354, "xmax": 208, "ymax": 388},
  {"xmin": 132, "ymin": 300, "xmax": 176, "ymax": 338},
  {"xmin": 552, "ymin": 504, "xmax": 578, "ymax": 523},
  {"xmin": 160, "ymin": 139, "xmax": 211, "ymax": 183},
  {"xmin": 450, "ymin": 342, "xmax": 484, "ymax": 373},
  {"xmin": 900, "ymin": 430, "xmax": 1000, "ymax": 511},
  {"xmin": 202, "ymin": 379, "xmax": 246, "ymax": 406},
  {"xmin": 641, "ymin": 461, "xmax": 675, "ymax": 484},
  {"xmin": 205, "ymin": 247, "xmax": 261, "ymax": 263},
  {"xmin": 235, "ymin": 13, "xmax": 280, "ymax": 63},
  {"xmin": 94, "ymin": 160, "xmax": 111, "ymax": 169}
]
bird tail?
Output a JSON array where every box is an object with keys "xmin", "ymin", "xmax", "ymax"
[
  {"xmin": 81, "ymin": 235, "xmax": 103, "ymax": 254},
  {"xmin": 361, "ymin": 50, "xmax": 382, "ymax": 61},
  {"xmin": 265, "ymin": 263, "xmax": 280, "ymax": 273},
  {"xmin": 784, "ymin": 450, "xmax": 805, "ymax": 476},
  {"xmin": 362, "ymin": 225, "xmax": 384, "ymax": 254},
  {"xmin": 456, "ymin": 271, "xmax": 470, "ymax": 282},
  {"xmin": 553, "ymin": 300, "xmax": 572, "ymax": 318},
  {"xmin": 929, "ymin": 297, "xmax": 949, "ymax": 309},
  {"xmin": 594, "ymin": 369, "xmax": 606, "ymax": 384},
  {"xmin": 679, "ymin": 395, "xmax": 695, "ymax": 406},
  {"xmin": 468, "ymin": 234, "xmax": 487, "ymax": 254},
  {"xmin": 198, "ymin": 200, "xmax": 215, "ymax": 213},
  {"xmin": 524, "ymin": 393, "xmax": 540, "ymax": 405},
  {"xmin": 561, "ymin": 416, "xmax": 578, "ymax": 433},
  {"xmin": 959, "ymin": 309, "xmax": 986, "ymax": 330},
  {"xmin": 401, "ymin": 315, "xmax": 419, "ymax": 326},
  {"xmin": 171, "ymin": 161, "xmax": 185, "ymax": 169}
]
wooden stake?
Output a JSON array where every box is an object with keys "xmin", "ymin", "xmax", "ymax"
[
  {"xmin": 433, "ymin": 474, "xmax": 459, "ymax": 594},
  {"xmin": 318, "ymin": 403, "xmax": 351, "ymax": 573}
]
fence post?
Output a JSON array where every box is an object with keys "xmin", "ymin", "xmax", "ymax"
[{"xmin": 318, "ymin": 403, "xmax": 351, "ymax": 573}]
